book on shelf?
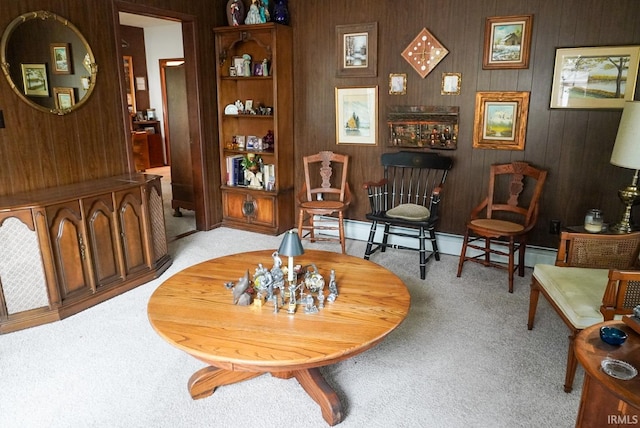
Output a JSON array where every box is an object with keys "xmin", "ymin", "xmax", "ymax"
[
  {"xmin": 262, "ymin": 163, "xmax": 276, "ymax": 190},
  {"xmin": 225, "ymin": 154, "xmax": 245, "ymax": 186}
]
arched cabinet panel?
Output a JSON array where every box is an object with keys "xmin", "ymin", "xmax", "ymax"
[{"xmin": 0, "ymin": 174, "xmax": 171, "ymax": 334}]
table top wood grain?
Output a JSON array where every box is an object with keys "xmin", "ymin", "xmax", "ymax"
[{"xmin": 148, "ymin": 249, "xmax": 411, "ymax": 373}]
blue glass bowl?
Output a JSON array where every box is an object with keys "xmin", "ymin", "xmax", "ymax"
[{"xmin": 600, "ymin": 326, "xmax": 628, "ymax": 346}]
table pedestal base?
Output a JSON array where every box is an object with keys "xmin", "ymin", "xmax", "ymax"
[{"xmin": 188, "ymin": 366, "xmax": 343, "ymax": 426}]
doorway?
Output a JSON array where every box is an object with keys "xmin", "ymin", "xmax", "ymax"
[{"xmin": 115, "ymin": 3, "xmax": 208, "ymax": 240}]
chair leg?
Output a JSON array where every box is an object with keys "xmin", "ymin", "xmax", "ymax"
[
  {"xmin": 429, "ymin": 228, "xmax": 440, "ymax": 261},
  {"xmin": 338, "ymin": 213, "xmax": 346, "ymax": 254},
  {"xmin": 564, "ymin": 330, "xmax": 580, "ymax": 393},
  {"xmin": 298, "ymin": 209, "xmax": 304, "ymax": 239},
  {"xmin": 309, "ymin": 214, "xmax": 315, "ymax": 242},
  {"xmin": 508, "ymin": 237, "xmax": 515, "ymax": 293},
  {"xmin": 484, "ymin": 238, "xmax": 490, "ymax": 265},
  {"xmin": 419, "ymin": 226, "xmax": 426, "ymax": 280},
  {"xmin": 364, "ymin": 221, "xmax": 377, "ymax": 260},
  {"xmin": 518, "ymin": 237, "xmax": 526, "ymax": 277},
  {"xmin": 527, "ymin": 278, "xmax": 541, "ymax": 330},
  {"xmin": 381, "ymin": 224, "xmax": 390, "ymax": 253},
  {"xmin": 456, "ymin": 229, "xmax": 470, "ymax": 277}
]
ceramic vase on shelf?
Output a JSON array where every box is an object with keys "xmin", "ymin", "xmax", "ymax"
[{"xmin": 273, "ymin": 0, "xmax": 289, "ymax": 25}]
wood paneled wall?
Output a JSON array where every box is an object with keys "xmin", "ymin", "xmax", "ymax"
[
  {"xmin": 0, "ymin": 0, "xmax": 224, "ymax": 229},
  {"xmin": 290, "ymin": 0, "xmax": 640, "ymax": 248},
  {"xmin": 0, "ymin": 1, "xmax": 639, "ymax": 248}
]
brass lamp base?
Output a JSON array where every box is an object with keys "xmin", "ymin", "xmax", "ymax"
[{"xmin": 611, "ymin": 173, "xmax": 640, "ymax": 233}]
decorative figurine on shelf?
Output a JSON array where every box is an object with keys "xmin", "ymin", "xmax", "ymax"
[
  {"xmin": 245, "ymin": 0, "xmax": 263, "ymax": 25},
  {"xmin": 245, "ymin": 169, "xmax": 263, "ymax": 189},
  {"xmin": 259, "ymin": 0, "xmax": 271, "ymax": 22},
  {"xmin": 226, "ymin": 0, "xmax": 245, "ymax": 26},
  {"xmin": 262, "ymin": 58, "xmax": 269, "ymax": 76},
  {"xmin": 242, "ymin": 54, "xmax": 252, "ymax": 76},
  {"xmin": 263, "ymin": 129, "xmax": 274, "ymax": 149}
]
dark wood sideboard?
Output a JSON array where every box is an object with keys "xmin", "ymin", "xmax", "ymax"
[{"xmin": 0, "ymin": 173, "xmax": 172, "ymax": 334}]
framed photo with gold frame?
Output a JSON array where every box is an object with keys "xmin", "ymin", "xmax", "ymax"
[
  {"xmin": 550, "ymin": 45, "xmax": 640, "ymax": 109},
  {"xmin": 53, "ymin": 87, "xmax": 75, "ymax": 110},
  {"xmin": 335, "ymin": 86, "xmax": 378, "ymax": 145},
  {"xmin": 335, "ymin": 22, "xmax": 378, "ymax": 77},
  {"xmin": 441, "ymin": 73, "xmax": 461, "ymax": 95},
  {"xmin": 389, "ymin": 73, "xmax": 406, "ymax": 95},
  {"xmin": 473, "ymin": 91, "xmax": 530, "ymax": 151},
  {"xmin": 483, "ymin": 15, "xmax": 533, "ymax": 70}
]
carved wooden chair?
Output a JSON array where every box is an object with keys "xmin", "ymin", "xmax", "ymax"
[
  {"xmin": 457, "ymin": 161, "xmax": 547, "ymax": 292},
  {"xmin": 362, "ymin": 151, "xmax": 453, "ymax": 279},
  {"xmin": 527, "ymin": 230, "xmax": 640, "ymax": 392},
  {"xmin": 297, "ymin": 151, "xmax": 351, "ymax": 253}
]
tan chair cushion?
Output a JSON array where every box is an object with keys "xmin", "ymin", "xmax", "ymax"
[
  {"xmin": 386, "ymin": 203, "xmax": 430, "ymax": 221},
  {"xmin": 533, "ymin": 265, "xmax": 615, "ymax": 329}
]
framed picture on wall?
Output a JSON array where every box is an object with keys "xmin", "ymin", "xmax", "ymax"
[
  {"xmin": 441, "ymin": 73, "xmax": 461, "ymax": 95},
  {"xmin": 335, "ymin": 22, "xmax": 378, "ymax": 77},
  {"xmin": 335, "ymin": 86, "xmax": 378, "ymax": 145},
  {"xmin": 21, "ymin": 63, "xmax": 49, "ymax": 97},
  {"xmin": 50, "ymin": 43, "xmax": 72, "ymax": 74},
  {"xmin": 53, "ymin": 87, "xmax": 75, "ymax": 110},
  {"xmin": 483, "ymin": 15, "xmax": 533, "ymax": 69},
  {"xmin": 473, "ymin": 91, "xmax": 530, "ymax": 150},
  {"xmin": 550, "ymin": 45, "xmax": 640, "ymax": 109},
  {"xmin": 389, "ymin": 73, "xmax": 406, "ymax": 95}
]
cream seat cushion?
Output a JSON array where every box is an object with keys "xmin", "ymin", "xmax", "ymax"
[
  {"xmin": 386, "ymin": 203, "xmax": 430, "ymax": 221},
  {"xmin": 533, "ymin": 265, "xmax": 616, "ymax": 329}
]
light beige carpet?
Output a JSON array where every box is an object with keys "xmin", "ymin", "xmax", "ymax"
[{"xmin": 0, "ymin": 228, "xmax": 582, "ymax": 427}]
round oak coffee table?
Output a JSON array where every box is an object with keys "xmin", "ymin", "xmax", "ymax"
[{"xmin": 147, "ymin": 249, "xmax": 410, "ymax": 426}]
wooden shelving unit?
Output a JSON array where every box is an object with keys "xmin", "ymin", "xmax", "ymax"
[{"xmin": 214, "ymin": 23, "xmax": 294, "ymax": 235}]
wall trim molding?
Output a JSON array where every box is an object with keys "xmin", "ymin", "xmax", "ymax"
[{"xmin": 315, "ymin": 217, "xmax": 557, "ymax": 267}]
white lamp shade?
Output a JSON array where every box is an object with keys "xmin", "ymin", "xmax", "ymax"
[{"xmin": 611, "ymin": 101, "xmax": 640, "ymax": 169}]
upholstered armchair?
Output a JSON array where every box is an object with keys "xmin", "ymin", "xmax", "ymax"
[{"xmin": 527, "ymin": 230, "xmax": 640, "ymax": 392}]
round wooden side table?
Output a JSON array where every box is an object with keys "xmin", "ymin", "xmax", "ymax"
[{"xmin": 574, "ymin": 320, "xmax": 640, "ymax": 427}]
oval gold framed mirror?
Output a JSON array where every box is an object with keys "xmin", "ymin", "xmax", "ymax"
[{"xmin": 0, "ymin": 10, "xmax": 98, "ymax": 115}]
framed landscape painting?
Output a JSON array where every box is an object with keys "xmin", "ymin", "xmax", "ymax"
[
  {"xmin": 335, "ymin": 86, "xmax": 378, "ymax": 145},
  {"xmin": 53, "ymin": 87, "xmax": 75, "ymax": 110},
  {"xmin": 335, "ymin": 22, "xmax": 378, "ymax": 77},
  {"xmin": 50, "ymin": 43, "xmax": 72, "ymax": 74},
  {"xmin": 21, "ymin": 63, "xmax": 49, "ymax": 97},
  {"xmin": 550, "ymin": 45, "xmax": 640, "ymax": 109},
  {"xmin": 483, "ymin": 15, "xmax": 533, "ymax": 69},
  {"xmin": 473, "ymin": 91, "xmax": 530, "ymax": 151}
]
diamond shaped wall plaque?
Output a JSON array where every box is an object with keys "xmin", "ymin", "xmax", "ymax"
[{"xmin": 402, "ymin": 28, "xmax": 449, "ymax": 79}]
